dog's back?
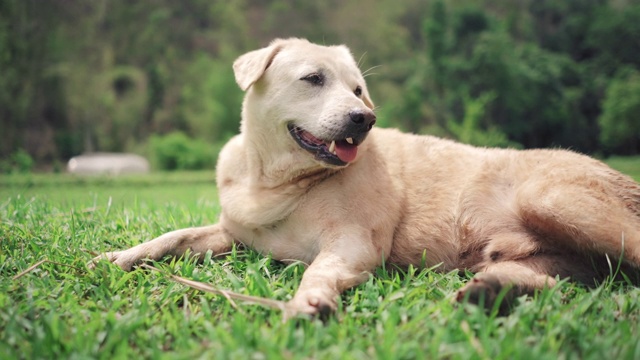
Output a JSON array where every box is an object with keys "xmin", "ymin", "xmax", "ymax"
[{"xmin": 366, "ymin": 128, "xmax": 640, "ymax": 281}]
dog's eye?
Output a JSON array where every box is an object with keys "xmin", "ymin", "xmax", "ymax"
[
  {"xmin": 354, "ymin": 86, "xmax": 362, "ymax": 97},
  {"xmin": 301, "ymin": 73, "xmax": 324, "ymax": 86}
]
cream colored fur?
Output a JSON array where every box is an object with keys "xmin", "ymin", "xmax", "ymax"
[{"xmin": 93, "ymin": 38, "xmax": 640, "ymax": 317}]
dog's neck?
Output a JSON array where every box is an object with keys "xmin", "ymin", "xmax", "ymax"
[
  {"xmin": 240, "ymin": 115, "xmax": 337, "ymax": 191},
  {"xmin": 218, "ymin": 113, "xmax": 337, "ymax": 228}
]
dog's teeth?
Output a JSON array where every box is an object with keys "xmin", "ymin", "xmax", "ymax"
[
  {"xmin": 328, "ymin": 141, "xmax": 336, "ymax": 153},
  {"xmin": 346, "ymin": 137, "xmax": 354, "ymax": 145}
]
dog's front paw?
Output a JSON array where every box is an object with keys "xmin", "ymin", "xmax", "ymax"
[
  {"xmin": 89, "ymin": 250, "xmax": 141, "ymax": 271},
  {"xmin": 285, "ymin": 290, "xmax": 337, "ymax": 320}
]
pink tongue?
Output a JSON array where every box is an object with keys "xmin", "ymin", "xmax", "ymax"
[{"xmin": 335, "ymin": 141, "xmax": 358, "ymax": 163}]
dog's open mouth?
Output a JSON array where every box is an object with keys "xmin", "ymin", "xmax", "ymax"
[{"xmin": 287, "ymin": 124, "xmax": 362, "ymax": 166}]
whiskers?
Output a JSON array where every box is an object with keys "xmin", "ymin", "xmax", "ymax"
[
  {"xmin": 371, "ymin": 104, "xmax": 382, "ymax": 113},
  {"xmin": 362, "ymin": 65, "xmax": 382, "ymax": 79},
  {"xmin": 357, "ymin": 51, "xmax": 368, "ymax": 67},
  {"xmin": 357, "ymin": 52, "xmax": 382, "ymax": 79}
]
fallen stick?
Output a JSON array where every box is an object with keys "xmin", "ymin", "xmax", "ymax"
[
  {"xmin": 12, "ymin": 259, "xmax": 82, "ymax": 280},
  {"xmin": 139, "ymin": 263, "xmax": 287, "ymax": 312}
]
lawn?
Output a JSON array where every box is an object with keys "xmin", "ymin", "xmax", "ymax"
[{"xmin": 2, "ymin": 157, "xmax": 640, "ymax": 359}]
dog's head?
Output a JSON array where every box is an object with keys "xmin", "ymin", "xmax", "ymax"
[{"xmin": 233, "ymin": 38, "xmax": 376, "ymax": 167}]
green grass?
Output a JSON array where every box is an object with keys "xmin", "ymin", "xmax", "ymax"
[
  {"xmin": 604, "ymin": 155, "xmax": 640, "ymax": 180},
  {"xmin": 2, "ymin": 158, "xmax": 640, "ymax": 359}
]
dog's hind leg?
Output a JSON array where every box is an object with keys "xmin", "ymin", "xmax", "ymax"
[
  {"xmin": 516, "ymin": 174, "xmax": 640, "ymax": 267},
  {"xmin": 455, "ymin": 255, "xmax": 582, "ymax": 311}
]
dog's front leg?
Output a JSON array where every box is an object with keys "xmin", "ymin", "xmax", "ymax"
[
  {"xmin": 285, "ymin": 243, "xmax": 380, "ymax": 319},
  {"xmin": 90, "ymin": 224, "xmax": 234, "ymax": 271}
]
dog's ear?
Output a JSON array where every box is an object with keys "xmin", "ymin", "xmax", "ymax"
[{"xmin": 233, "ymin": 41, "xmax": 284, "ymax": 91}]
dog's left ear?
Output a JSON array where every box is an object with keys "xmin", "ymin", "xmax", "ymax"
[{"xmin": 233, "ymin": 40, "xmax": 284, "ymax": 91}]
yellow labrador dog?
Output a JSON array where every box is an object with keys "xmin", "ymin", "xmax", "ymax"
[{"xmin": 94, "ymin": 38, "xmax": 640, "ymax": 317}]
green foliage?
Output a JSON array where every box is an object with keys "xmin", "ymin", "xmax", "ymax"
[
  {"xmin": 0, "ymin": 149, "xmax": 34, "ymax": 174},
  {"xmin": 100, "ymin": 66, "xmax": 148, "ymax": 151},
  {"xmin": 598, "ymin": 68, "xmax": 640, "ymax": 153},
  {"xmin": 0, "ymin": 1, "xmax": 61, "ymax": 159},
  {"xmin": 446, "ymin": 92, "xmax": 521, "ymax": 148},
  {"xmin": 178, "ymin": 54, "xmax": 242, "ymax": 143},
  {"xmin": 529, "ymin": 0, "xmax": 604, "ymax": 57},
  {"xmin": 588, "ymin": 4, "xmax": 640, "ymax": 70},
  {"xmin": 424, "ymin": 0, "xmax": 449, "ymax": 80},
  {"xmin": 149, "ymin": 131, "xmax": 216, "ymax": 171},
  {"xmin": 453, "ymin": 5, "xmax": 489, "ymax": 43},
  {"xmin": 4, "ymin": 0, "xmax": 640, "ymax": 167}
]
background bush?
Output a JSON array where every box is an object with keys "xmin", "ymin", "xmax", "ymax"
[
  {"xmin": 149, "ymin": 131, "xmax": 216, "ymax": 171},
  {"xmin": 0, "ymin": 149, "xmax": 35, "ymax": 174},
  {"xmin": 598, "ymin": 68, "xmax": 640, "ymax": 155}
]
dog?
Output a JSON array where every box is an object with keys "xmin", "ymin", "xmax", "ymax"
[{"xmin": 93, "ymin": 38, "xmax": 640, "ymax": 317}]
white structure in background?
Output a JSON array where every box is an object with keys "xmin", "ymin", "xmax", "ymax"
[{"xmin": 67, "ymin": 153, "xmax": 150, "ymax": 175}]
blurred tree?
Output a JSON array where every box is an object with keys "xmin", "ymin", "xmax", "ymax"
[
  {"xmin": 424, "ymin": 0, "xmax": 450, "ymax": 126},
  {"xmin": 392, "ymin": 0, "xmax": 630, "ymax": 153},
  {"xmin": 2, "ymin": 0, "xmax": 640, "ymax": 168},
  {"xmin": 529, "ymin": 0, "xmax": 605, "ymax": 60},
  {"xmin": 445, "ymin": 91, "xmax": 520, "ymax": 148},
  {"xmin": 598, "ymin": 68, "xmax": 640, "ymax": 154},
  {"xmin": 178, "ymin": 54, "xmax": 242, "ymax": 143},
  {"xmin": 0, "ymin": 0, "xmax": 65, "ymax": 162},
  {"xmin": 587, "ymin": 4, "xmax": 640, "ymax": 71}
]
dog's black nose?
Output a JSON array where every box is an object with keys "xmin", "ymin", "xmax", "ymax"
[{"xmin": 349, "ymin": 110, "xmax": 377, "ymax": 130}]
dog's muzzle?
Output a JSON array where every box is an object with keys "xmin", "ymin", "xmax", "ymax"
[{"xmin": 288, "ymin": 110, "xmax": 376, "ymax": 166}]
